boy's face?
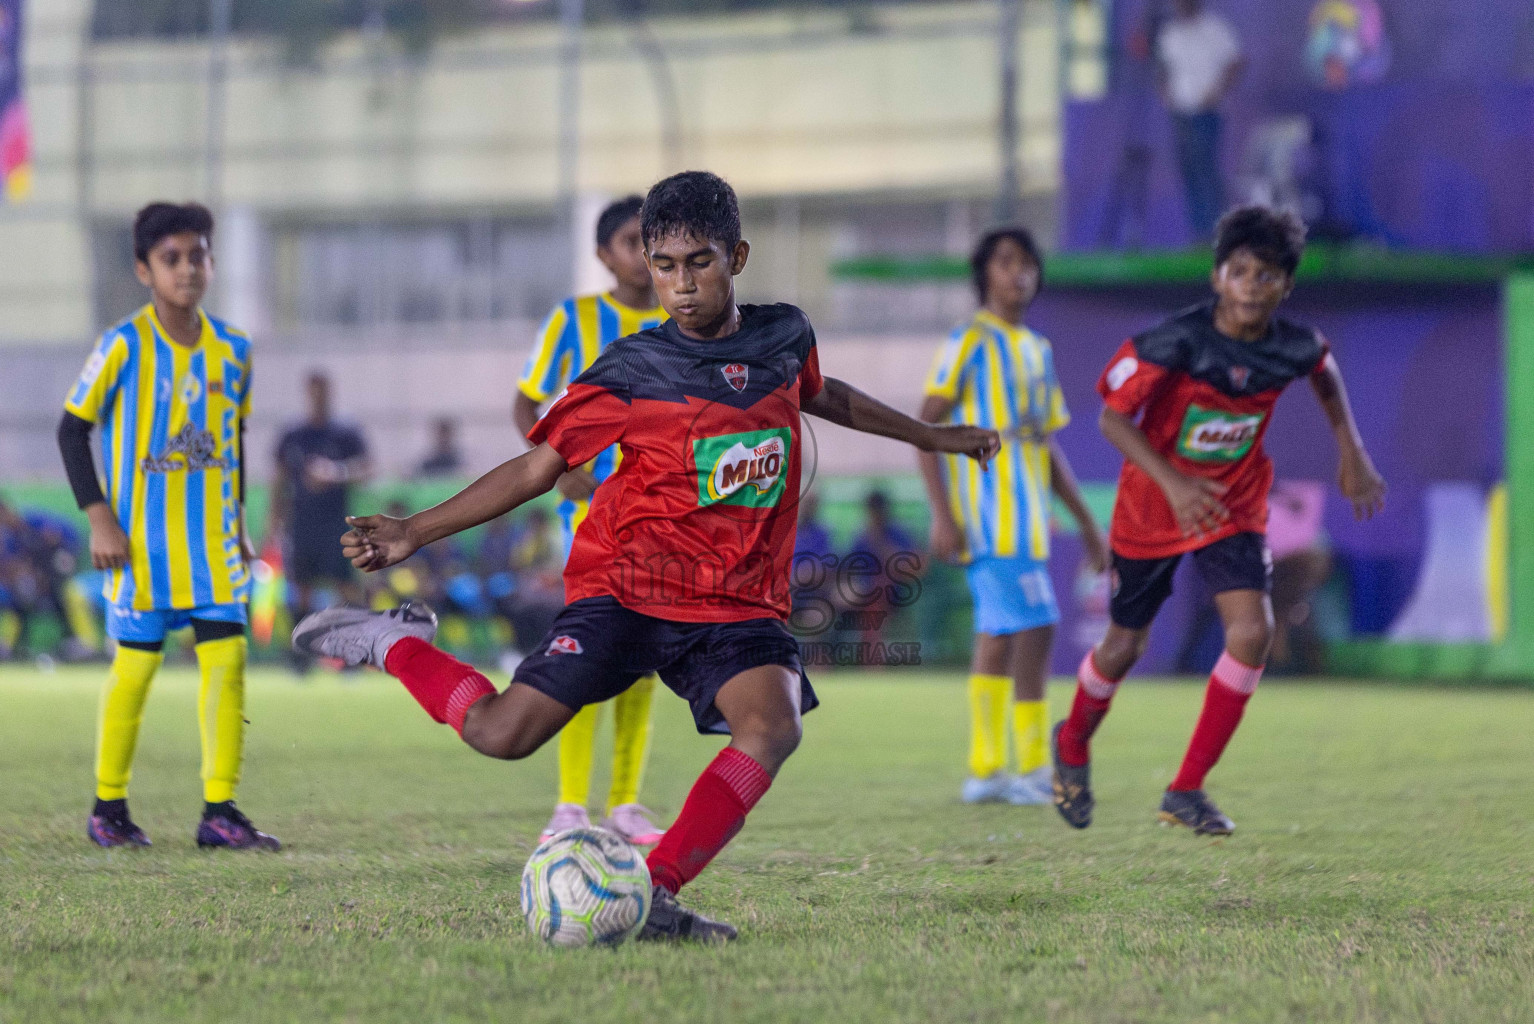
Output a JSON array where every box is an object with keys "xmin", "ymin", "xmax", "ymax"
[
  {"xmin": 984, "ymin": 237, "xmax": 1041, "ymax": 312},
  {"xmin": 1211, "ymin": 246, "xmax": 1292, "ymax": 333},
  {"xmin": 644, "ymin": 231, "xmax": 749, "ymax": 335},
  {"xmin": 134, "ymin": 231, "xmax": 212, "ymax": 311},
  {"xmin": 597, "ymin": 217, "xmax": 653, "ymax": 296}
]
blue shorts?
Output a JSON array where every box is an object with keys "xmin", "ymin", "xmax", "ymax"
[
  {"xmin": 966, "ymin": 556, "xmax": 1059, "ymax": 636},
  {"xmin": 106, "ymin": 602, "xmax": 248, "ymax": 644}
]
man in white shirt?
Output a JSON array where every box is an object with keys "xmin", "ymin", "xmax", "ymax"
[{"xmin": 1156, "ymin": 0, "xmax": 1243, "ymax": 238}]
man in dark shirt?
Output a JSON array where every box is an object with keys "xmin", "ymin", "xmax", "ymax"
[
  {"xmin": 270, "ymin": 372, "xmax": 371, "ymax": 658},
  {"xmin": 415, "ymin": 417, "xmax": 464, "ymax": 479}
]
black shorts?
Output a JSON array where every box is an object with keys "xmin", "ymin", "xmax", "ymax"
[
  {"xmin": 1109, "ymin": 532, "xmax": 1272, "ymax": 630},
  {"xmin": 512, "ymin": 596, "xmax": 818, "ymax": 735}
]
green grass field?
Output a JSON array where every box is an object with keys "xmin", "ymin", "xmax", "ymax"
[{"xmin": 2, "ymin": 664, "xmax": 1531, "ymax": 1023}]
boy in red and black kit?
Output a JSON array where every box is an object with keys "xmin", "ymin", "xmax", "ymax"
[
  {"xmin": 1051, "ymin": 206, "xmax": 1386, "ymax": 835},
  {"xmin": 291, "ymin": 171, "xmax": 999, "ymax": 941}
]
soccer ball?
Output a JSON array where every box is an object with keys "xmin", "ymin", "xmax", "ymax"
[{"xmin": 521, "ymin": 827, "xmax": 653, "ymax": 947}]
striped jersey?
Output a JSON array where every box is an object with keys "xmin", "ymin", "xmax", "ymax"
[
  {"xmin": 517, "ymin": 292, "xmax": 666, "ymax": 543},
  {"xmin": 64, "ymin": 304, "xmax": 253, "ymax": 610},
  {"xmin": 924, "ymin": 309, "xmax": 1069, "ymax": 563}
]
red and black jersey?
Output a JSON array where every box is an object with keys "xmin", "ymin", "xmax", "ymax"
[
  {"xmin": 527, "ymin": 303, "xmax": 823, "ymax": 623},
  {"xmin": 1097, "ymin": 300, "xmax": 1329, "ymax": 560}
]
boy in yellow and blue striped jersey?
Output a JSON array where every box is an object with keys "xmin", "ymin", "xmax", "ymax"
[
  {"xmin": 917, "ymin": 226, "xmax": 1109, "ymax": 807},
  {"xmin": 58, "ymin": 202, "xmax": 278, "ymax": 851},
  {"xmin": 511, "ymin": 196, "xmax": 669, "ymax": 847}
]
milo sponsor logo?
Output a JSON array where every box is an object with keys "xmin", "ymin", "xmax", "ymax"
[
  {"xmin": 694, "ymin": 427, "xmax": 791, "ymax": 508},
  {"xmin": 1176, "ymin": 405, "xmax": 1264, "ymax": 462}
]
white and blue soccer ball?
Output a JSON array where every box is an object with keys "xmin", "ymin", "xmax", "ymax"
[{"xmin": 521, "ymin": 827, "xmax": 652, "ymax": 947}]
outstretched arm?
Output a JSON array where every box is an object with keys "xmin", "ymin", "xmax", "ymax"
[
  {"xmin": 1308, "ymin": 353, "xmax": 1386, "ymax": 520},
  {"xmin": 343, "ymin": 443, "xmax": 567, "ymax": 571},
  {"xmin": 806, "ymin": 377, "xmax": 999, "ymax": 467}
]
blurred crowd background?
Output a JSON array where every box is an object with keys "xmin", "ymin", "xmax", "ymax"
[{"xmin": 0, "ymin": 0, "xmax": 1527, "ymax": 676}]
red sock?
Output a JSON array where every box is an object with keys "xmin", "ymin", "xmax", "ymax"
[
  {"xmin": 1058, "ymin": 650, "xmax": 1122, "ymax": 767},
  {"xmin": 384, "ymin": 636, "xmax": 497, "ymax": 736},
  {"xmin": 1169, "ymin": 651, "xmax": 1263, "ymax": 791},
  {"xmin": 647, "ymin": 747, "xmax": 772, "ymax": 895}
]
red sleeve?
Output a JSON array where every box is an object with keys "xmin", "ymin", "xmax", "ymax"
[
  {"xmin": 526, "ymin": 382, "xmax": 629, "ymax": 468},
  {"xmin": 799, "ymin": 343, "xmax": 824, "ymax": 402},
  {"xmin": 1097, "ymin": 339, "xmax": 1171, "ymax": 418}
]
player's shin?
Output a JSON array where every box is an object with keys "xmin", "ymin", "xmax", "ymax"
[
  {"xmin": 967, "ymin": 673, "xmax": 1010, "ymax": 777},
  {"xmin": 95, "ymin": 646, "xmax": 162, "ymax": 800},
  {"xmin": 1014, "ymin": 699, "xmax": 1049, "ymax": 775},
  {"xmin": 384, "ymin": 636, "xmax": 497, "ymax": 736},
  {"xmin": 557, "ymin": 703, "xmax": 601, "ymax": 807},
  {"xmin": 608, "ymin": 674, "xmax": 656, "ymax": 811},
  {"xmin": 1058, "ymin": 650, "xmax": 1123, "ymax": 766},
  {"xmin": 196, "ymin": 636, "xmax": 247, "ymax": 804},
  {"xmin": 646, "ymin": 747, "xmax": 772, "ymax": 895},
  {"xmin": 1169, "ymin": 651, "xmax": 1262, "ymax": 791}
]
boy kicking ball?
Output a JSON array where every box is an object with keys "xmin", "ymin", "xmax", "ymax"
[
  {"xmin": 293, "ymin": 171, "xmax": 999, "ymax": 942},
  {"xmin": 1052, "ymin": 206, "xmax": 1386, "ymax": 836}
]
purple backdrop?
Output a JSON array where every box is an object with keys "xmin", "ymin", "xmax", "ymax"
[
  {"xmin": 1065, "ymin": 0, "xmax": 1534, "ymax": 251},
  {"xmin": 1033, "ymin": 282, "xmax": 1503, "ymax": 673}
]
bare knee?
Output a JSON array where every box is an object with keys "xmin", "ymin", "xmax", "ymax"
[
  {"xmin": 1095, "ymin": 627, "xmax": 1149, "ymax": 680},
  {"xmin": 1224, "ymin": 617, "xmax": 1273, "ymax": 666},
  {"xmin": 733, "ymin": 712, "xmax": 802, "ymax": 774}
]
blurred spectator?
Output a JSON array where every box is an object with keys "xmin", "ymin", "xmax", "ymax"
[
  {"xmin": 1266, "ymin": 480, "xmax": 1331, "ymax": 673},
  {"xmin": 270, "ymin": 371, "xmax": 371, "ymax": 667},
  {"xmin": 1176, "ymin": 480, "xmax": 1330, "ymax": 675},
  {"xmin": 795, "ymin": 491, "xmax": 834, "ymax": 563},
  {"xmin": 845, "ymin": 491, "xmax": 919, "ymax": 647},
  {"xmin": 791, "ymin": 491, "xmax": 837, "ymax": 635},
  {"xmin": 1157, "ymin": 0, "xmax": 1243, "ymax": 239},
  {"xmin": 497, "ymin": 507, "xmax": 565, "ymax": 653},
  {"xmin": 0, "ymin": 498, "xmax": 92, "ymax": 661},
  {"xmin": 415, "ymin": 417, "xmax": 464, "ymax": 479}
]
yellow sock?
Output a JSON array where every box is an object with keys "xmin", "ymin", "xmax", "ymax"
[
  {"xmin": 1013, "ymin": 699, "xmax": 1048, "ymax": 775},
  {"xmin": 607, "ymin": 674, "xmax": 656, "ymax": 812},
  {"xmin": 557, "ymin": 702, "xmax": 602, "ymax": 807},
  {"xmin": 95, "ymin": 646, "xmax": 162, "ymax": 801},
  {"xmin": 967, "ymin": 673, "xmax": 1011, "ymax": 778},
  {"xmin": 196, "ymin": 636, "xmax": 247, "ymax": 804}
]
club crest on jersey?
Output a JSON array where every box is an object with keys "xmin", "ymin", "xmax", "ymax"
[
  {"xmin": 1228, "ymin": 365, "xmax": 1251, "ymax": 391},
  {"xmin": 179, "ymin": 372, "xmax": 204, "ymax": 406},
  {"xmin": 721, "ymin": 363, "xmax": 749, "ymax": 392},
  {"xmin": 546, "ymin": 635, "xmax": 583, "ymax": 656},
  {"xmin": 694, "ymin": 427, "xmax": 792, "ymax": 509}
]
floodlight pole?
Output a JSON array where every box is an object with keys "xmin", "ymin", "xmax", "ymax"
[
  {"xmin": 626, "ymin": 19, "xmax": 684, "ymax": 173},
  {"xmin": 557, "ymin": 0, "xmax": 585, "ymax": 262},
  {"xmin": 206, "ymin": 0, "xmax": 233, "ymax": 211},
  {"xmin": 995, "ymin": 0, "xmax": 1023, "ymax": 223}
]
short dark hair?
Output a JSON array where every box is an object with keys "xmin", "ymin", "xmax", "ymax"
[
  {"xmin": 133, "ymin": 202, "xmax": 214, "ymax": 262},
  {"xmin": 641, "ymin": 171, "xmax": 741, "ymax": 251},
  {"xmin": 1214, "ymin": 205, "xmax": 1307, "ymax": 275},
  {"xmin": 970, "ymin": 225, "xmax": 1044, "ymax": 303},
  {"xmin": 595, "ymin": 195, "xmax": 644, "ymax": 249}
]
